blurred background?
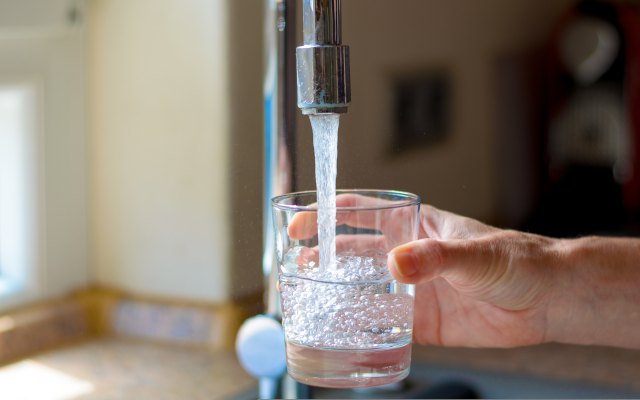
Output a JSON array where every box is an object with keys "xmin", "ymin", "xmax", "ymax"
[{"xmin": 1, "ymin": 0, "xmax": 639, "ymax": 399}]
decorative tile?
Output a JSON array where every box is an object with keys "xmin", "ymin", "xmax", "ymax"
[{"xmin": 111, "ymin": 300, "xmax": 213, "ymax": 344}]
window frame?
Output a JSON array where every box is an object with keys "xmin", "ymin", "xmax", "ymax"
[{"xmin": 0, "ymin": 77, "xmax": 44, "ymax": 311}]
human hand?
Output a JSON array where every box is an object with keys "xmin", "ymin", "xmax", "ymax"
[
  {"xmin": 386, "ymin": 204, "xmax": 559, "ymax": 347},
  {"xmin": 288, "ymin": 195, "xmax": 560, "ymax": 348},
  {"xmin": 288, "ymin": 195, "xmax": 640, "ymax": 349}
]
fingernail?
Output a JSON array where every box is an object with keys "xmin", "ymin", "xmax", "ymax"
[{"xmin": 390, "ymin": 250, "xmax": 418, "ymax": 277}]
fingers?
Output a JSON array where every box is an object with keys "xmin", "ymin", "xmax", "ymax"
[
  {"xmin": 388, "ymin": 230, "xmax": 558, "ymax": 313},
  {"xmin": 334, "ymin": 193, "xmax": 390, "ymax": 208},
  {"xmin": 387, "ymin": 239, "xmax": 445, "ymax": 283},
  {"xmin": 288, "ymin": 194, "xmax": 391, "ymax": 240},
  {"xmin": 288, "ymin": 208, "xmax": 399, "ymax": 241},
  {"xmin": 421, "ymin": 204, "xmax": 498, "ymax": 240},
  {"xmin": 288, "ymin": 200, "xmax": 496, "ymax": 242},
  {"xmin": 288, "ymin": 194, "xmax": 414, "ymax": 240},
  {"xmin": 287, "ymin": 236, "xmax": 390, "ymax": 270},
  {"xmin": 287, "ymin": 211, "xmax": 318, "ymax": 240},
  {"xmin": 335, "ymin": 234, "xmax": 389, "ymax": 254},
  {"xmin": 387, "ymin": 238, "xmax": 497, "ymax": 286}
]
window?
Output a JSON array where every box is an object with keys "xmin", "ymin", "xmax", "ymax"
[{"xmin": 0, "ymin": 80, "xmax": 41, "ymax": 307}]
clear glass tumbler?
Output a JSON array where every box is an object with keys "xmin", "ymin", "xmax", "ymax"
[{"xmin": 272, "ymin": 189, "xmax": 420, "ymax": 388}]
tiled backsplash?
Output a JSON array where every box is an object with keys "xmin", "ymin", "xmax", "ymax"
[{"xmin": 112, "ymin": 301, "xmax": 214, "ymax": 344}]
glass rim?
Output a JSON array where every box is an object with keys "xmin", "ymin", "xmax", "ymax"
[{"xmin": 272, "ymin": 189, "xmax": 421, "ymax": 212}]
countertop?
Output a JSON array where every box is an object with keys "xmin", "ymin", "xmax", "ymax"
[
  {"xmin": 0, "ymin": 338, "xmax": 255, "ymax": 400},
  {"xmin": 413, "ymin": 343, "xmax": 640, "ymax": 391},
  {"xmin": 2, "ymin": 337, "xmax": 639, "ymax": 399}
]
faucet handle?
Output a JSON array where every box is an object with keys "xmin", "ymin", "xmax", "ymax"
[{"xmin": 236, "ymin": 315, "xmax": 287, "ymax": 378}]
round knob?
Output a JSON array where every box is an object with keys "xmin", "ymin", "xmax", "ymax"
[{"xmin": 235, "ymin": 315, "xmax": 287, "ymax": 379}]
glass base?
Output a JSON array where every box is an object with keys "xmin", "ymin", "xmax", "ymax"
[{"xmin": 286, "ymin": 341, "xmax": 412, "ymax": 389}]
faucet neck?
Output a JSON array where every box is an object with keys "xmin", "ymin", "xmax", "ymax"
[{"xmin": 303, "ymin": 0, "xmax": 342, "ymax": 45}]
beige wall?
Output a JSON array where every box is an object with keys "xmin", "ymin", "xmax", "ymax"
[
  {"xmin": 88, "ymin": 0, "xmax": 231, "ymax": 302},
  {"xmin": 87, "ymin": 0, "xmax": 265, "ymax": 304}
]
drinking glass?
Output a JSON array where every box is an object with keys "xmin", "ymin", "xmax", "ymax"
[{"xmin": 272, "ymin": 189, "xmax": 420, "ymax": 388}]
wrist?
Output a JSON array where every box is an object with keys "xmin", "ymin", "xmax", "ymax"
[
  {"xmin": 545, "ymin": 236, "xmax": 640, "ymax": 348},
  {"xmin": 543, "ymin": 237, "xmax": 592, "ymax": 345}
]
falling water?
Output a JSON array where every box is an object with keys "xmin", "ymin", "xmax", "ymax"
[{"xmin": 309, "ymin": 114, "xmax": 340, "ymax": 273}]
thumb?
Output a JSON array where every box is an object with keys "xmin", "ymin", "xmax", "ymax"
[{"xmin": 387, "ymin": 238, "xmax": 499, "ymax": 286}]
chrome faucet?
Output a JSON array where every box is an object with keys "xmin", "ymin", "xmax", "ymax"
[
  {"xmin": 263, "ymin": 0, "xmax": 298, "ymax": 320},
  {"xmin": 236, "ymin": 1, "xmax": 349, "ymax": 398},
  {"xmin": 297, "ymin": 0, "xmax": 351, "ymax": 115}
]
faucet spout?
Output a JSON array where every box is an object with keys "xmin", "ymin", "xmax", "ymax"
[{"xmin": 297, "ymin": 0, "xmax": 350, "ymax": 115}]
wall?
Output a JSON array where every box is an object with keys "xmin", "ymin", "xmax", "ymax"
[
  {"xmin": 293, "ymin": 0, "xmax": 576, "ymax": 222},
  {"xmin": 88, "ymin": 0, "xmax": 231, "ymax": 302}
]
